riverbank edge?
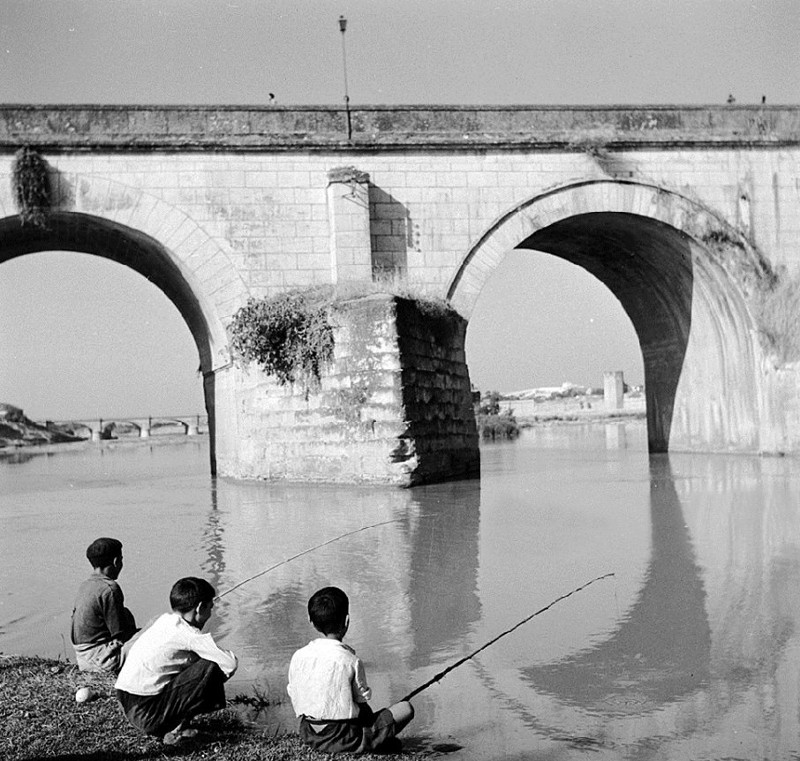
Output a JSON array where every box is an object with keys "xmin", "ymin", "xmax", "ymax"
[
  {"xmin": 0, "ymin": 431, "xmax": 208, "ymax": 458},
  {"xmin": 0, "ymin": 655, "xmax": 419, "ymax": 761},
  {"xmin": 0, "ymin": 412, "xmax": 648, "ymax": 458},
  {"xmin": 516, "ymin": 409, "xmax": 646, "ymax": 427}
]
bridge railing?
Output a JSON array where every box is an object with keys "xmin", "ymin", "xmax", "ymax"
[{"xmin": 1, "ymin": 105, "xmax": 798, "ymax": 151}]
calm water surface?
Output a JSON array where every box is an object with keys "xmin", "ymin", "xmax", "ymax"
[{"xmin": 3, "ymin": 426, "xmax": 800, "ymax": 760}]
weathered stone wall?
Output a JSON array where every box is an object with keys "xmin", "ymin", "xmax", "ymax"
[
  {"xmin": 226, "ymin": 294, "xmax": 478, "ymax": 486},
  {"xmin": 2, "ymin": 144, "xmax": 797, "ymax": 311},
  {"xmin": 394, "ymin": 297, "xmax": 479, "ymax": 484}
]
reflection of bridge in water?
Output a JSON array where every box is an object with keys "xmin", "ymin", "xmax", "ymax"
[{"xmin": 50, "ymin": 414, "xmax": 208, "ymax": 441}]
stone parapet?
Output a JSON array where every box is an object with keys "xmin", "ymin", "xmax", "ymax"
[{"xmin": 1, "ymin": 105, "xmax": 798, "ymax": 151}]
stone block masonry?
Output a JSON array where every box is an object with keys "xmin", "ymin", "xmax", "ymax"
[
  {"xmin": 393, "ymin": 297, "xmax": 479, "ymax": 484},
  {"xmin": 226, "ymin": 294, "xmax": 479, "ymax": 486}
]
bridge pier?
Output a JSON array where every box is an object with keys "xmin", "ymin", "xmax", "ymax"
[{"xmin": 216, "ymin": 294, "xmax": 479, "ymax": 486}]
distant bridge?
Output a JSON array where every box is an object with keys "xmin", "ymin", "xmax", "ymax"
[{"xmin": 49, "ymin": 414, "xmax": 208, "ymax": 441}]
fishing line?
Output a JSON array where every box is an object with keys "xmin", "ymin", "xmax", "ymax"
[
  {"xmin": 401, "ymin": 572, "xmax": 615, "ymax": 702},
  {"xmin": 216, "ymin": 518, "xmax": 403, "ymax": 600}
]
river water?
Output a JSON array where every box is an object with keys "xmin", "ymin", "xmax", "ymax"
[{"xmin": 3, "ymin": 424, "xmax": 800, "ymax": 760}]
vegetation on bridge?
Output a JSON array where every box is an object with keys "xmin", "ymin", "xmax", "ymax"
[
  {"xmin": 754, "ymin": 270, "xmax": 800, "ymax": 364},
  {"xmin": 228, "ymin": 288, "xmax": 335, "ymax": 386},
  {"xmin": 701, "ymin": 228, "xmax": 800, "ymax": 365},
  {"xmin": 228, "ymin": 283, "xmax": 458, "ymax": 386},
  {"xmin": 11, "ymin": 146, "xmax": 51, "ymax": 227}
]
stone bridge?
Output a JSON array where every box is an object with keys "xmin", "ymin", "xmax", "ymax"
[
  {"xmin": 1, "ymin": 105, "xmax": 799, "ymax": 484},
  {"xmin": 51, "ymin": 415, "xmax": 208, "ymax": 441}
]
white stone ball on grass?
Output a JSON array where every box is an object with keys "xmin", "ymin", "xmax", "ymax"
[{"xmin": 75, "ymin": 686, "xmax": 94, "ymax": 703}]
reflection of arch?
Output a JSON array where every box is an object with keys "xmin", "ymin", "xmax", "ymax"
[
  {"xmin": 473, "ymin": 455, "xmax": 711, "ymax": 747},
  {"xmin": 451, "ymin": 180, "xmax": 769, "ymax": 454},
  {"xmin": 153, "ymin": 418, "xmax": 190, "ymax": 434},
  {"xmin": 519, "ymin": 455, "xmax": 710, "ymax": 710},
  {"xmin": 0, "ymin": 199, "xmax": 244, "ymax": 472}
]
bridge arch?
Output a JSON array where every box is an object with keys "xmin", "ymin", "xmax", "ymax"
[
  {"xmin": 450, "ymin": 180, "xmax": 771, "ymax": 453},
  {"xmin": 0, "ymin": 179, "xmax": 247, "ymax": 472}
]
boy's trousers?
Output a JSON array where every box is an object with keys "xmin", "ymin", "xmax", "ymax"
[{"xmin": 116, "ymin": 658, "xmax": 226, "ymax": 736}]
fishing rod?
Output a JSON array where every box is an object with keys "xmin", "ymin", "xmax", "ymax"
[
  {"xmin": 402, "ymin": 572, "xmax": 615, "ymax": 702},
  {"xmin": 216, "ymin": 518, "xmax": 403, "ymax": 600}
]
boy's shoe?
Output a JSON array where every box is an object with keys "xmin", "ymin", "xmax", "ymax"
[
  {"xmin": 378, "ymin": 736, "xmax": 403, "ymax": 754},
  {"xmin": 162, "ymin": 727, "xmax": 199, "ymax": 745}
]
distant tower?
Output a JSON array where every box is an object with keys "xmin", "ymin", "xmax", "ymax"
[{"xmin": 604, "ymin": 371, "xmax": 625, "ymax": 411}]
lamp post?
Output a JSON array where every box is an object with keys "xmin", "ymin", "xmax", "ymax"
[{"xmin": 338, "ymin": 15, "xmax": 352, "ymax": 140}]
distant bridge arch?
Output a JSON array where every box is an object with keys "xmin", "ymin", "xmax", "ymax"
[{"xmin": 450, "ymin": 180, "xmax": 770, "ymax": 453}]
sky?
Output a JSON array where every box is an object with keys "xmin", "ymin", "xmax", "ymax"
[{"xmin": 1, "ymin": 0, "xmax": 797, "ymax": 419}]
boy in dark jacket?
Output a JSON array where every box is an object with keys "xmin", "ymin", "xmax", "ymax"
[{"xmin": 71, "ymin": 537, "xmax": 137, "ymax": 672}]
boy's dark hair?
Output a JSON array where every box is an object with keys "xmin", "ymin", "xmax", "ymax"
[
  {"xmin": 170, "ymin": 577, "xmax": 216, "ymax": 613},
  {"xmin": 86, "ymin": 537, "xmax": 123, "ymax": 568},
  {"xmin": 308, "ymin": 586, "xmax": 349, "ymax": 634}
]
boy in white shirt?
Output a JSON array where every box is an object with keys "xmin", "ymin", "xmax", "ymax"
[
  {"xmin": 287, "ymin": 586, "xmax": 414, "ymax": 754},
  {"xmin": 115, "ymin": 577, "xmax": 237, "ymax": 745}
]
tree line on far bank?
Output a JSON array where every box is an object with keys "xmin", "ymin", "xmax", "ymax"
[{"xmin": 474, "ymin": 390, "xmax": 520, "ymax": 441}]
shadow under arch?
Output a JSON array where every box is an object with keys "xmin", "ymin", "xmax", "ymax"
[
  {"xmin": 0, "ymin": 210, "xmax": 225, "ymax": 473},
  {"xmin": 449, "ymin": 180, "xmax": 768, "ymax": 454},
  {"xmin": 518, "ymin": 212, "xmax": 692, "ymax": 452}
]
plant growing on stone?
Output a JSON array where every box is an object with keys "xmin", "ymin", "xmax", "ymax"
[
  {"xmin": 229, "ymin": 280, "xmax": 463, "ymax": 386},
  {"xmin": 11, "ymin": 146, "xmax": 52, "ymax": 227},
  {"xmin": 228, "ymin": 289, "xmax": 335, "ymax": 386},
  {"xmin": 753, "ymin": 271, "xmax": 800, "ymax": 364},
  {"xmin": 333, "ymin": 274, "xmax": 461, "ymax": 342}
]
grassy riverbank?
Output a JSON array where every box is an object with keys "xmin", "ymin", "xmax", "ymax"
[{"xmin": 0, "ymin": 656, "xmax": 420, "ymax": 761}]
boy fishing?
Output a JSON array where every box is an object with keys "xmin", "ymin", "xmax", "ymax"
[
  {"xmin": 115, "ymin": 576, "xmax": 238, "ymax": 745},
  {"xmin": 287, "ymin": 586, "xmax": 414, "ymax": 754},
  {"xmin": 71, "ymin": 537, "xmax": 137, "ymax": 672}
]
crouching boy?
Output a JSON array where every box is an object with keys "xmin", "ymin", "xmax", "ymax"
[
  {"xmin": 115, "ymin": 577, "xmax": 237, "ymax": 745},
  {"xmin": 288, "ymin": 586, "xmax": 414, "ymax": 754}
]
